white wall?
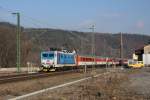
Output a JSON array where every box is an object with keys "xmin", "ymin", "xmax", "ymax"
[{"xmin": 143, "ymin": 54, "xmax": 150, "ymax": 66}]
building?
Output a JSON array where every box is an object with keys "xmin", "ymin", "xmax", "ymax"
[
  {"xmin": 133, "ymin": 53, "xmax": 138, "ymax": 60},
  {"xmin": 134, "ymin": 47, "xmax": 144, "ymax": 61},
  {"xmin": 144, "ymin": 44, "xmax": 150, "ymax": 54},
  {"xmin": 143, "ymin": 44, "xmax": 150, "ymax": 66},
  {"xmin": 132, "ymin": 44, "xmax": 150, "ymax": 66}
]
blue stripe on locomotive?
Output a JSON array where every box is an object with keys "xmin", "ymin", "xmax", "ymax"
[{"xmin": 57, "ymin": 53, "xmax": 75, "ymax": 64}]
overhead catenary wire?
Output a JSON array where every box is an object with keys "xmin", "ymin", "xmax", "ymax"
[
  {"xmin": 0, "ymin": 5, "xmax": 95, "ymax": 32},
  {"xmin": 0, "ymin": 5, "xmax": 96, "ymax": 54},
  {"xmin": 0, "ymin": 6, "xmax": 55, "ymax": 43}
]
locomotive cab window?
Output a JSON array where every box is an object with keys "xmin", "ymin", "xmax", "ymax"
[
  {"xmin": 42, "ymin": 53, "xmax": 48, "ymax": 57},
  {"xmin": 49, "ymin": 54, "xmax": 54, "ymax": 57}
]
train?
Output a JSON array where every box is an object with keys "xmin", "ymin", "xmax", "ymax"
[{"xmin": 40, "ymin": 50, "xmax": 128, "ymax": 71}]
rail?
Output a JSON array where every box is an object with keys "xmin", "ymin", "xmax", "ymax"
[{"xmin": 0, "ymin": 70, "xmax": 80, "ymax": 84}]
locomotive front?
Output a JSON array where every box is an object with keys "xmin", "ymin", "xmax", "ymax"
[{"xmin": 40, "ymin": 51, "xmax": 56, "ymax": 71}]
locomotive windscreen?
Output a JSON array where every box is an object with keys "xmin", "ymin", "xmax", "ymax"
[{"xmin": 42, "ymin": 52, "xmax": 54, "ymax": 59}]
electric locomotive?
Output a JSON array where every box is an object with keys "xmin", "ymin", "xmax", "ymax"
[{"xmin": 40, "ymin": 50, "xmax": 76, "ymax": 71}]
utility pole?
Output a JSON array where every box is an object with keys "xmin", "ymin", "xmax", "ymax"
[
  {"xmin": 12, "ymin": 12, "xmax": 21, "ymax": 72},
  {"xmin": 103, "ymin": 38, "xmax": 106, "ymax": 57},
  {"xmin": 89, "ymin": 25, "xmax": 96, "ymax": 72},
  {"xmin": 120, "ymin": 32, "xmax": 123, "ymax": 66}
]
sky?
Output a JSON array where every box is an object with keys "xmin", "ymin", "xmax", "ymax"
[{"xmin": 0, "ymin": 0, "xmax": 150, "ymax": 35}]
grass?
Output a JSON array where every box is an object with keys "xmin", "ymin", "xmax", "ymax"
[{"xmin": 33, "ymin": 70, "xmax": 150, "ymax": 100}]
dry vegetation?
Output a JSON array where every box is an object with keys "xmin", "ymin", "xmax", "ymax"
[
  {"xmin": 0, "ymin": 22, "xmax": 33, "ymax": 67},
  {"xmin": 0, "ymin": 72, "xmax": 85, "ymax": 100},
  {"xmin": 0, "ymin": 68, "xmax": 150, "ymax": 100},
  {"xmin": 29, "ymin": 70, "xmax": 150, "ymax": 100}
]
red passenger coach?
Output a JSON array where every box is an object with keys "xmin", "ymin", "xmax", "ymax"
[
  {"xmin": 76, "ymin": 55, "xmax": 95, "ymax": 66},
  {"xmin": 76, "ymin": 55, "xmax": 115, "ymax": 66},
  {"xmin": 76, "ymin": 53, "xmax": 128, "ymax": 68}
]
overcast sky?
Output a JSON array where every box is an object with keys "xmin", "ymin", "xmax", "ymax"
[{"xmin": 0, "ymin": 0, "xmax": 150, "ymax": 35}]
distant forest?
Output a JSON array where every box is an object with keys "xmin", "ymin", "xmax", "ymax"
[{"xmin": 0, "ymin": 22, "xmax": 150, "ymax": 67}]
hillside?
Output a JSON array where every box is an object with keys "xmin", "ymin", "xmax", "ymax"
[
  {"xmin": 0, "ymin": 22, "xmax": 150, "ymax": 67},
  {"xmin": 25, "ymin": 28, "xmax": 150, "ymax": 58}
]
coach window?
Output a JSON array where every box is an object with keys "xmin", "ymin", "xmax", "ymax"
[
  {"xmin": 83, "ymin": 58, "xmax": 85, "ymax": 61},
  {"xmin": 82, "ymin": 58, "xmax": 84, "ymax": 61},
  {"xmin": 89, "ymin": 58, "xmax": 92, "ymax": 61},
  {"xmin": 81, "ymin": 57, "xmax": 83, "ymax": 61}
]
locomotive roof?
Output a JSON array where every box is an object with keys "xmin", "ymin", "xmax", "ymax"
[{"xmin": 41, "ymin": 50, "xmax": 75, "ymax": 54}]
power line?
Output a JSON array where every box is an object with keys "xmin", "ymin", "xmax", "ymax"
[
  {"xmin": 0, "ymin": 5, "xmax": 13, "ymax": 13},
  {"xmin": 0, "ymin": 6, "xmax": 95, "ymax": 52}
]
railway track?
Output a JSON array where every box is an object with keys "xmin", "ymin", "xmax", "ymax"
[
  {"xmin": 0, "ymin": 66, "xmax": 107, "ymax": 84},
  {"xmin": 0, "ymin": 70, "xmax": 80, "ymax": 84}
]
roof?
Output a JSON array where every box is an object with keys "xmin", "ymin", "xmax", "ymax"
[{"xmin": 135, "ymin": 47, "xmax": 144, "ymax": 55}]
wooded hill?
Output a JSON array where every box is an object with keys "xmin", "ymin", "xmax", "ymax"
[{"xmin": 0, "ymin": 22, "xmax": 150, "ymax": 67}]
